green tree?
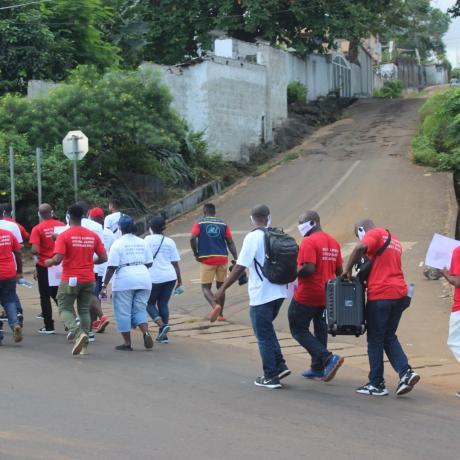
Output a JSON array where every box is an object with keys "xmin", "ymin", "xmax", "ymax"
[{"xmin": 0, "ymin": 0, "xmax": 119, "ymax": 94}]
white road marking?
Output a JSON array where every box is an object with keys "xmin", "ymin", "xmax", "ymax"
[
  {"xmin": 286, "ymin": 160, "xmax": 361, "ymax": 233},
  {"xmin": 174, "ymin": 160, "xmax": 361, "ymax": 238}
]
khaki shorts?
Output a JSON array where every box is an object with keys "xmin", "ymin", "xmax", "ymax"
[{"xmin": 200, "ymin": 263, "xmax": 228, "ymax": 284}]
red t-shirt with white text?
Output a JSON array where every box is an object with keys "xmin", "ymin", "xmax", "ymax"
[
  {"xmin": 29, "ymin": 218, "xmax": 65, "ymax": 267},
  {"xmin": 294, "ymin": 231, "xmax": 343, "ymax": 307},
  {"xmin": 0, "ymin": 229, "xmax": 21, "ymax": 280},
  {"xmin": 363, "ymin": 228, "xmax": 407, "ymax": 301},
  {"xmin": 54, "ymin": 226, "xmax": 106, "ymax": 283},
  {"xmin": 449, "ymin": 246, "xmax": 460, "ymax": 313}
]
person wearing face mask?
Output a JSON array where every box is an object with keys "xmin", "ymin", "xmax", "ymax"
[
  {"xmin": 215, "ymin": 205, "xmax": 290, "ymax": 389},
  {"xmin": 288, "ymin": 211, "xmax": 344, "ymax": 382},
  {"xmin": 144, "ymin": 215, "xmax": 182, "ymax": 344},
  {"xmin": 190, "ymin": 203, "xmax": 238, "ymax": 322},
  {"xmin": 29, "ymin": 204, "xmax": 65, "ymax": 334},
  {"xmin": 343, "ymin": 219, "xmax": 419, "ymax": 397}
]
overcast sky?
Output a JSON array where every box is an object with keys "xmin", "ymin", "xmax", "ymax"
[{"xmin": 432, "ymin": 0, "xmax": 460, "ymax": 66}]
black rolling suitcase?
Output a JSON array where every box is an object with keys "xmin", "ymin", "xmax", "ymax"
[{"xmin": 326, "ymin": 277, "xmax": 366, "ymax": 337}]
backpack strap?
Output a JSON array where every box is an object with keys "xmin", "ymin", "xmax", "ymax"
[
  {"xmin": 152, "ymin": 235, "xmax": 165, "ymax": 261},
  {"xmin": 253, "ymin": 227, "xmax": 268, "ymax": 282},
  {"xmin": 375, "ymin": 230, "xmax": 392, "ymax": 257}
]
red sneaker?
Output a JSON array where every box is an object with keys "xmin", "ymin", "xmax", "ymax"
[
  {"xmin": 96, "ymin": 316, "xmax": 110, "ymax": 333},
  {"xmin": 208, "ymin": 304, "xmax": 222, "ymax": 323},
  {"xmin": 217, "ymin": 315, "xmax": 226, "ymax": 322},
  {"xmin": 92, "ymin": 319, "xmax": 101, "ymax": 330}
]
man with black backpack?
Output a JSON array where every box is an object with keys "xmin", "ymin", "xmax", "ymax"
[
  {"xmin": 344, "ymin": 219, "xmax": 420, "ymax": 396},
  {"xmin": 214, "ymin": 204, "xmax": 298, "ymax": 389}
]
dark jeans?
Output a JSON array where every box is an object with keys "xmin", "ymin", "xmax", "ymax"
[
  {"xmin": 36, "ymin": 264, "xmax": 58, "ymax": 330},
  {"xmin": 147, "ymin": 280, "xmax": 176, "ymax": 330},
  {"xmin": 0, "ymin": 277, "xmax": 19, "ymax": 337},
  {"xmin": 366, "ymin": 297, "xmax": 410, "ymax": 386},
  {"xmin": 249, "ymin": 298, "xmax": 286, "ymax": 379},
  {"xmin": 94, "ymin": 274, "xmax": 103, "ymax": 298},
  {"xmin": 288, "ymin": 299, "xmax": 332, "ymax": 371}
]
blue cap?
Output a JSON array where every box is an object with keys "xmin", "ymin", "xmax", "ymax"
[{"xmin": 118, "ymin": 214, "xmax": 134, "ymax": 232}]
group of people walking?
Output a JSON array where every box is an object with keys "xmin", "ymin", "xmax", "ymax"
[{"xmin": 1, "ymin": 198, "xmax": 459, "ymax": 398}]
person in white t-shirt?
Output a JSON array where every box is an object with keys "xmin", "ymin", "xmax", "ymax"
[
  {"xmin": 104, "ymin": 198, "xmax": 122, "ymax": 238},
  {"xmin": 101, "ymin": 215, "xmax": 154, "ymax": 351},
  {"xmin": 144, "ymin": 215, "xmax": 182, "ymax": 344},
  {"xmin": 88, "ymin": 207, "xmax": 115, "ymax": 334},
  {"xmin": 215, "ymin": 204, "xmax": 289, "ymax": 389}
]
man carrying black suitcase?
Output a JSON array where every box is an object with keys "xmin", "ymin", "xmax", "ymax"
[
  {"xmin": 288, "ymin": 211, "xmax": 344, "ymax": 382},
  {"xmin": 344, "ymin": 219, "xmax": 420, "ymax": 396}
]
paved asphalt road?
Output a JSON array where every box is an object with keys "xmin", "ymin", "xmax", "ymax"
[
  {"xmin": 1, "ymin": 327, "xmax": 459, "ymax": 460},
  {"xmin": 1, "ymin": 98, "xmax": 459, "ymax": 460}
]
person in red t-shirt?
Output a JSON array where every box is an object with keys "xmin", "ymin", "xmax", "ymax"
[
  {"xmin": 190, "ymin": 203, "xmax": 238, "ymax": 321},
  {"xmin": 441, "ymin": 246, "xmax": 460, "ymax": 398},
  {"xmin": 30, "ymin": 203, "xmax": 65, "ymax": 334},
  {"xmin": 288, "ymin": 211, "xmax": 344, "ymax": 382},
  {"xmin": 0, "ymin": 228, "xmax": 23, "ymax": 345},
  {"xmin": 46, "ymin": 204, "xmax": 107, "ymax": 356},
  {"xmin": 344, "ymin": 219, "xmax": 419, "ymax": 397}
]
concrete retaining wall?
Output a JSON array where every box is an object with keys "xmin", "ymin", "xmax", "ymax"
[{"xmin": 135, "ymin": 180, "xmax": 222, "ymax": 234}]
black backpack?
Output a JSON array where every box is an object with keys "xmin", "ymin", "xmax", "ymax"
[{"xmin": 254, "ymin": 227, "xmax": 299, "ymax": 285}]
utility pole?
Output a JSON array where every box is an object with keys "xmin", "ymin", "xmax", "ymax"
[{"xmin": 9, "ymin": 145, "xmax": 15, "ymax": 219}]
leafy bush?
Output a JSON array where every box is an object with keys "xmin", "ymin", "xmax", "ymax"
[
  {"xmin": 287, "ymin": 81, "xmax": 308, "ymax": 104},
  {"xmin": 373, "ymin": 80, "xmax": 403, "ymax": 98},
  {"xmin": 412, "ymin": 87, "xmax": 460, "ymax": 170},
  {"xmin": 0, "ymin": 65, "xmax": 219, "ymax": 225}
]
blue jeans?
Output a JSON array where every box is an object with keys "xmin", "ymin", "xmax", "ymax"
[
  {"xmin": 0, "ymin": 278, "xmax": 19, "ymax": 337},
  {"xmin": 112, "ymin": 289, "xmax": 150, "ymax": 333},
  {"xmin": 147, "ymin": 280, "xmax": 176, "ymax": 330},
  {"xmin": 366, "ymin": 297, "xmax": 410, "ymax": 386},
  {"xmin": 250, "ymin": 298, "xmax": 286, "ymax": 379},
  {"xmin": 288, "ymin": 299, "xmax": 331, "ymax": 371}
]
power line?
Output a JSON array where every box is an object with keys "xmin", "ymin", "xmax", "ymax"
[{"xmin": 0, "ymin": 1, "xmax": 52, "ymax": 11}]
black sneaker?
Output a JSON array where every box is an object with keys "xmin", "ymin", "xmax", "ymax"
[
  {"xmin": 356, "ymin": 382, "xmax": 389, "ymax": 396},
  {"xmin": 277, "ymin": 364, "xmax": 291, "ymax": 380},
  {"xmin": 396, "ymin": 369, "xmax": 420, "ymax": 396},
  {"xmin": 254, "ymin": 376, "xmax": 282, "ymax": 389}
]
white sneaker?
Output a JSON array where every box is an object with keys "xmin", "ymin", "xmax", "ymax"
[{"xmin": 38, "ymin": 327, "xmax": 55, "ymax": 335}]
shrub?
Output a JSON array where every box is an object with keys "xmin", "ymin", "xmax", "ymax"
[
  {"xmin": 373, "ymin": 80, "xmax": 403, "ymax": 98},
  {"xmin": 412, "ymin": 87, "xmax": 460, "ymax": 171},
  {"xmin": 287, "ymin": 81, "xmax": 308, "ymax": 104}
]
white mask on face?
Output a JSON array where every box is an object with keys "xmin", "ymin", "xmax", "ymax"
[
  {"xmin": 357, "ymin": 226, "xmax": 366, "ymax": 240},
  {"xmin": 298, "ymin": 220, "xmax": 316, "ymax": 237}
]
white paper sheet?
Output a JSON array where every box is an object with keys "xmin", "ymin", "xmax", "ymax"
[
  {"xmin": 425, "ymin": 233, "xmax": 460, "ymax": 270},
  {"xmin": 54, "ymin": 225, "xmax": 68, "ymax": 235},
  {"xmin": 48, "ymin": 264, "xmax": 63, "ymax": 287}
]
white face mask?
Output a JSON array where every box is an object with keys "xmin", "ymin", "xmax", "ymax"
[
  {"xmin": 250, "ymin": 214, "xmax": 272, "ymax": 228},
  {"xmin": 298, "ymin": 220, "xmax": 316, "ymax": 237},
  {"xmin": 357, "ymin": 226, "xmax": 366, "ymax": 241}
]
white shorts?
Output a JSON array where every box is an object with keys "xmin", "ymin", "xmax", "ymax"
[{"xmin": 448, "ymin": 311, "xmax": 460, "ymax": 363}]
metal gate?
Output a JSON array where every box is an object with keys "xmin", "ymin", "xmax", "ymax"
[{"xmin": 332, "ymin": 55, "xmax": 351, "ymax": 97}]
